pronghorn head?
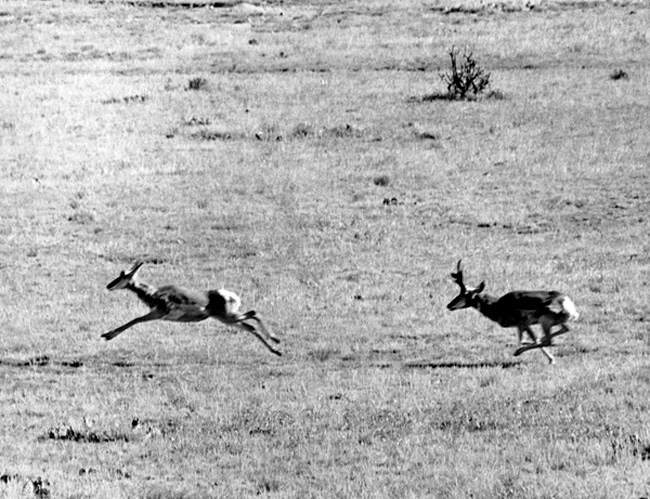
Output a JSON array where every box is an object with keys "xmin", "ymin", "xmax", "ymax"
[
  {"xmin": 446, "ymin": 260, "xmax": 485, "ymax": 310},
  {"xmin": 107, "ymin": 260, "xmax": 144, "ymax": 291}
]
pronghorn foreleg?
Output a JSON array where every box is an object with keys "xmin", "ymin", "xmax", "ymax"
[
  {"xmin": 514, "ymin": 325, "xmax": 555, "ymax": 364},
  {"xmin": 239, "ymin": 311, "xmax": 280, "ymax": 344},
  {"xmin": 232, "ymin": 320, "xmax": 282, "ymax": 356},
  {"xmin": 517, "ymin": 325, "xmax": 535, "ymax": 345},
  {"xmin": 102, "ymin": 309, "xmax": 165, "ymax": 341}
]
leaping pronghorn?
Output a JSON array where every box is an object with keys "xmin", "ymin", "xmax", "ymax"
[
  {"xmin": 446, "ymin": 260, "xmax": 578, "ymax": 364},
  {"xmin": 102, "ymin": 261, "xmax": 281, "ymax": 356}
]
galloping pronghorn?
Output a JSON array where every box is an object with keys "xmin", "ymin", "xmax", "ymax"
[
  {"xmin": 446, "ymin": 260, "xmax": 578, "ymax": 364},
  {"xmin": 102, "ymin": 261, "xmax": 281, "ymax": 356}
]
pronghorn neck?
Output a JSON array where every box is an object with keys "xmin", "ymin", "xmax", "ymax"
[
  {"xmin": 125, "ymin": 280, "xmax": 159, "ymax": 308},
  {"xmin": 472, "ymin": 293, "xmax": 502, "ymax": 324}
]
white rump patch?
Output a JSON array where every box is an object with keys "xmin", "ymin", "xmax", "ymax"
[
  {"xmin": 218, "ymin": 288, "xmax": 242, "ymax": 313},
  {"xmin": 562, "ymin": 297, "xmax": 579, "ymax": 321}
]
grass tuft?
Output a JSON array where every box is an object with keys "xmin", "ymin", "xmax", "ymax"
[{"xmin": 186, "ymin": 77, "xmax": 209, "ymax": 91}]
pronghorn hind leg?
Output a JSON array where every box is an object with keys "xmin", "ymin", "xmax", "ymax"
[{"xmin": 550, "ymin": 324, "xmax": 570, "ymax": 339}]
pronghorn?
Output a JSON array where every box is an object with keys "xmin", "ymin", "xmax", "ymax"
[
  {"xmin": 102, "ymin": 261, "xmax": 281, "ymax": 356},
  {"xmin": 446, "ymin": 260, "xmax": 578, "ymax": 364}
]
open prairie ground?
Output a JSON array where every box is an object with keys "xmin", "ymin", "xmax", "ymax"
[{"xmin": 1, "ymin": 0, "xmax": 650, "ymax": 497}]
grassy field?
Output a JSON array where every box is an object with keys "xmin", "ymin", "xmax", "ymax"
[{"xmin": 1, "ymin": 0, "xmax": 650, "ymax": 497}]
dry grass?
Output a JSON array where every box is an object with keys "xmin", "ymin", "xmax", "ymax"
[{"xmin": 1, "ymin": 0, "xmax": 650, "ymax": 497}]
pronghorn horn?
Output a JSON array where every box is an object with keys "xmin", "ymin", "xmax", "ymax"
[{"xmin": 451, "ymin": 259, "xmax": 466, "ymax": 292}]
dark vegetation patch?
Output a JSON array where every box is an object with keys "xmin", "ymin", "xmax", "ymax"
[
  {"xmin": 419, "ymin": 89, "xmax": 505, "ymax": 102},
  {"xmin": 90, "ymin": 0, "xmax": 239, "ymax": 7},
  {"xmin": 101, "ymin": 94, "xmax": 148, "ymax": 104},
  {"xmin": 41, "ymin": 423, "xmax": 131, "ymax": 443},
  {"xmin": 67, "ymin": 210, "xmax": 95, "ymax": 224},
  {"xmin": 98, "ymin": 253, "xmax": 169, "ymax": 265},
  {"xmin": 373, "ymin": 175, "xmax": 390, "ymax": 187},
  {"xmin": 610, "ymin": 68, "xmax": 629, "ymax": 80},
  {"xmin": 416, "ymin": 130, "xmax": 439, "ymax": 140},
  {"xmin": 61, "ymin": 360, "xmax": 84, "ymax": 368},
  {"xmin": 255, "ymin": 478, "xmax": 281, "ymax": 495},
  {"xmin": 444, "ymin": 217, "xmax": 553, "ymax": 235},
  {"xmin": 0, "ymin": 355, "xmax": 85, "ymax": 369},
  {"xmin": 430, "ymin": 0, "xmax": 632, "ymax": 14},
  {"xmin": 404, "ymin": 360, "xmax": 521, "ymax": 369},
  {"xmin": 187, "ymin": 122, "xmax": 371, "ymax": 142},
  {"xmin": 290, "ymin": 122, "xmax": 315, "ymax": 139},
  {"xmin": 189, "ymin": 129, "xmax": 240, "ymax": 141}
]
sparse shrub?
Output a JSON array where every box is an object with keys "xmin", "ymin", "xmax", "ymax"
[
  {"xmin": 439, "ymin": 46, "xmax": 491, "ymax": 100},
  {"xmin": 186, "ymin": 77, "xmax": 209, "ymax": 91}
]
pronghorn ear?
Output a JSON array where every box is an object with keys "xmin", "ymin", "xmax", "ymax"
[{"xmin": 476, "ymin": 281, "xmax": 486, "ymax": 293}]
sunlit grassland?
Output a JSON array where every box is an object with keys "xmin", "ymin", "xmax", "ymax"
[{"xmin": 1, "ymin": 0, "xmax": 650, "ymax": 497}]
